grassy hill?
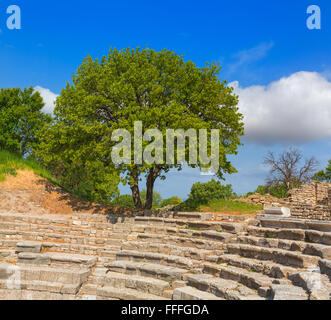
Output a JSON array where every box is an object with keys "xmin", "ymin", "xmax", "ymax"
[{"xmin": 0, "ymin": 150, "xmax": 54, "ymax": 183}]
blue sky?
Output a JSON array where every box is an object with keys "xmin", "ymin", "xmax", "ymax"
[{"xmin": 0, "ymin": 1, "xmax": 330, "ymax": 198}]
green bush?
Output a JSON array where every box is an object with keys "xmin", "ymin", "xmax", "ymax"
[
  {"xmin": 252, "ymin": 184, "xmax": 288, "ymax": 198},
  {"xmin": 160, "ymin": 196, "xmax": 182, "ymax": 207},
  {"xmin": 180, "ymin": 179, "xmax": 234, "ymax": 210},
  {"xmin": 312, "ymin": 160, "xmax": 331, "ymax": 182},
  {"xmin": 112, "ymin": 190, "xmax": 163, "ymax": 209},
  {"xmin": 190, "ymin": 179, "xmax": 234, "ymax": 204},
  {"xmin": 111, "ymin": 194, "xmax": 135, "ymax": 208},
  {"xmin": 140, "ymin": 190, "xmax": 162, "ymax": 209}
]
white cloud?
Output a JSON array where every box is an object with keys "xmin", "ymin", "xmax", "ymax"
[
  {"xmin": 34, "ymin": 86, "xmax": 58, "ymax": 114},
  {"xmin": 229, "ymin": 71, "xmax": 331, "ymax": 144}
]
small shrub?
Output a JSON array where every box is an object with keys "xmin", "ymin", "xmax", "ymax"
[
  {"xmin": 111, "ymin": 194, "xmax": 135, "ymax": 208},
  {"xmin": 160, "ymin": 196, "xmax": 182, "ymax": 207}
]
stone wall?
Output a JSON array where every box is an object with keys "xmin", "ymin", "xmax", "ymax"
[
  {"xmin": 287, "ymin": 182, "xmax": 331, "ymax": 221},
  {"xmin": 235, "ymin": 182, "xmax": 331, "ymax": 221}
]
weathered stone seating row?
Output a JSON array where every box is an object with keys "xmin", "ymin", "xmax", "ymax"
[
  {"xmin": 121, "ymin": 241, "xmax": 214, "ymax": 260},
  {"xmin": 0, "ymin": 211, "xmax": 330, "ymax": 300},
  {"xmin": 247, "ymin": 226, "xmax": 331, "ymax": 245},
  {"xmin": 257, "ymin": 215, "xmax": 331, "ymax": 232},
  {"xmin": 226, "ymin": 243, "xmax": 320, "ymax": 268},
  {"xmin": 238, "ymin": 235, "xmax": 331, "ymax": 259},
  {"xmin": 185, "ymin": 273, "xmax": 264, "ymax": 300},
  {"xmin": 0, "ymin": 262, "xmax": 90, "ymax": 299},
  {"xmin": 135, "ymin": 216, "xmax": 245, "ymax": 234},
  {"xmin": 116, "ymin": 250, "xmax": 199, "ymax": 269},
  {"xmin": 81, "ymin": 269, "xmax": 173, "ymax": 299}
]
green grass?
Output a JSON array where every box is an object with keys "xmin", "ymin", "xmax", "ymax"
[
  {"xmin": 199, "ymin": 199, "xmax": 263, "ymax": 215},
  {"xmin": 184, "ymin": 226, "xmax": 201, "ymax": 231},
  {"xmin": 0, "ymin": 150, "xmax": 56, "ymax": 183}
]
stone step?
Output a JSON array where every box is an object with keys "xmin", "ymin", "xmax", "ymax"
[
  {"xmin": 0, "ymin": 235, "xmax": 123, "ymax": 260},
  {"xmin": 226, "ymin": 243, "xmax": 320, "ymax": 268},
  {"xmin": 0, "ymin": 248, "xmax": 16, "ymax": 261},
  {"xmin": 17, "ymin": 252, "xmax": 97, "ymax": 268},
  {"xmin": 0, "ymin": 218, "xmax": 116, "ymax": 234},
  {"xmin": 173, "ymin": 212, "xmax": 214, "ymax": 221},
  {"xmin": 238, "ymin": 235, "xmax": 331, "ymax": 259},
  {"xmin": 217, "ymin": 254, "xmax": 298, "ymax": 279},
  {"xmin": 202, "ymin": 262, "xmax": 274, "ymax": 296},
  {"xmin": 0, "ymin": 238, "xmax": 121, "ymax": 257},
  {"xmin": 172, "ymin": 286, "xmax": 222, "ymax": 300},
  {"xmin": 0, "ymin": 212, "xmax": 134, "ymax": 229},
  {"xmin": 247, "ymin": 226, "xmax": 331, "ymax": 246},
  {"xmin": 43, "ymin": 242, "xmax": 121, "ymax": 257},
  {"xmin": 93, "ymin": 271, "xmax": 172, "ymax": 297},
  {"xmin": 121, "ymin": 241, "xmax": 213, "ymax": 260},
  {"xmin": 16, "ymin": 241, "xmax": 42, "ymax": 253},
  {"xmin": 133, "ymin": 224, "xmax": 236, "ymax": 244},
  {"xmin": 257, "ymin": 216, "xmax": 331, "ymax": 232},
  {"xmin": 0, "ymin": 229, "xmax": 126, "ymax": 247},
  {"xmin": 96, "ymin": 285, "xmax": 169, "ymax": 300},
  {"xmin": 288, "ymin": 269, "xmax": 331, "ymax": 298},
  {"xmin": 0, "ymin": 279, "xmax": 82, "ymax": 295},
  {"xmin": 134, "ymin": 217, "xmax": 245, "ymax": 233},
  {"xmin": 116, "ymin": 250, "xmax": 198, "ymax": 269},
  {"xmin": 185, "ymin": 273, "xmax": 264, "ymax": 300},
  {"xmin": 0, "ymin": 239, "xmax": 17, "ymax": 248},
  {"xmin": 269, "ymin": 284, "xmax": 308, "ymax": 300},
  {"xmin": 152, "ymin": 211, "xmax": 254, "ymax": 222},
  {"xmin": 136, "ymin": 233, "xmax": 226, "ymax": 251},
  {"xmin": 0, "ymin": 263, "xmax": 90, "ymax": 285},
  {"xmin": 0, "ymin": 220, "xmax": 129, "ymax": 240},
  {"xmin": 105, "ymin": 260, "xmax": 188, "ymax": 281},
  {"xmin": 0, "ymin": 288, "xmax": 77, "ymax": 300},
  {"xmin": 319, "ymin": 259, "xmax": 331, "ymax": 278}
]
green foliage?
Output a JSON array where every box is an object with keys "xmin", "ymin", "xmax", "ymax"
[
  {"xmin": 0, "ymin": 150, "xmax": 55, "ymax": 183},
  {"xmin": 48, "ymin": 161, "xmax": 120, "ymax": 203},
  {"xmin": 0, "ymin": 88, "xmax": 52, "ymax": 156},
  {"xmin": 160, "ymin": 196, "xmax": 182, "ymax": 207},
  {"xmin": 111, "ymin": 190, "xmax": 163, "ymax": 209},
  {"xmin": 111, "ymin": 194, "xmax": 135, "ymax": 208},
  {"xmin": 37, "ymin": 47, "xmax": 243, "ymax": 208},
  {"xmin": 180, "ymin": 179, "xmax": 235, "ymax": 210},
  {"xmin": 140, "ymin": 189, "xmax": 162, "ymax": 209},
  {"xmin": 253, "ymin": 184, "xmax": 288, "ymax": 198},
  {"xmin": 203, "ymin": 199, "xmax": 263, "ymax": 214},
  {"xmin": 312, "ymin": 160, "xmax": 331, "ymax": 182},
  {"xmin": 190, "ymin": 179, "xmax": 234, "ymax": 205}
]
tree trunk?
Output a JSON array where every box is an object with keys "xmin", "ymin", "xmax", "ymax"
[
  {"xmin": 144, "ymin": 167, "xmax": 161, "ymax": 210},
  {"xmin": 129, "ymin": 170, "xmax": 143, "ymax": 209}
]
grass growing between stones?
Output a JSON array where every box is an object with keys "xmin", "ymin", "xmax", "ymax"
[
  {"xmin": 200, "ymin": 199, "xmax": 263, "ymax": 215},
  {"xmin": 184, "ymin": 226, "xmax": 201, "ymax": 231}
]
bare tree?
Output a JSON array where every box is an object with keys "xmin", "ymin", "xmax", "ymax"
[{"xmin": 263, "ymin": 147, "xmax": 319, "ymax": 191}]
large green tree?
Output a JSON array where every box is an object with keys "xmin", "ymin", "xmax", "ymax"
[
  {"xmin": 312, "ymin": 160, "xmax": 331, "ymax": 183},
  {"xmin": 0, "ymin": 87, "xmax": 51, "ymax": 156},
  {"xmin": 38, "ymin": 48, "xmax": 244, "ymax": 209}
]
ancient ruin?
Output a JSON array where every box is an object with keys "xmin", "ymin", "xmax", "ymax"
[
  {"xmin": 0, "ymin": 209, "xmax": 330, "ymax": 300},
  {"xmin": 235, "ymin": 182, "xmax": 331, "ymax": 221}
]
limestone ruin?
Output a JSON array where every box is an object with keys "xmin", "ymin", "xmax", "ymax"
[
  {"xmin": 0, "ymin": 209, "xmax": 330, "ymax": 300},
  {"xmin": 236, "ymin": 182, "xmax": 331, "ymax": 221}
]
